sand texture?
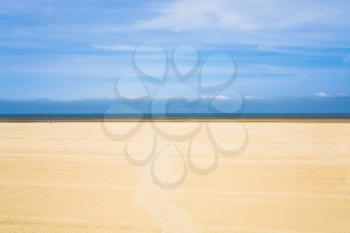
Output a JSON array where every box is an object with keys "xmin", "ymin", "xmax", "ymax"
[{"xmin": 0, "ymin": 121, "xmax": 350, "ymax": 233}]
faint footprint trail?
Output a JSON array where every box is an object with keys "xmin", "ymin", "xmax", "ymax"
[{"xmin": 133, "ymin": 145, "xmax": 195, "ymax": 233}]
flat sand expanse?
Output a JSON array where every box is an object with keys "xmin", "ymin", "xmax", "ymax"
[{"xmin": 0, "ymin": 121, "xmax": 350, "ymax": 233}]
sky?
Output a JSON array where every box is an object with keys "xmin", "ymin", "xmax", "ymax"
[{"xmin": 0, "ymin": 0, "xmax": 350, "ymax": 111}]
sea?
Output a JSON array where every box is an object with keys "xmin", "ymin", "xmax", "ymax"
[{"xmin": 0, "ymin": 98, "xmax": 349, "ymax": 119}]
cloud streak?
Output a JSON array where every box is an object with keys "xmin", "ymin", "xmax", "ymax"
[
  {"xmin": 315, "ymin": 92, "xmax": 331, "ymax": 98},
  {"xmin": 135, "ymin": 0, "xmax": 347, "ymax": 32}
]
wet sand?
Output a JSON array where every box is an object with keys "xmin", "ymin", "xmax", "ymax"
[{"xmin": 0, "ymin": 121, "xmax": 350, "ymax": 233}]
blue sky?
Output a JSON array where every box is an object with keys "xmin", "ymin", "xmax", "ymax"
[{"xmin": 0, "ymin": 0, "xmax": 350, "ymax": 104}]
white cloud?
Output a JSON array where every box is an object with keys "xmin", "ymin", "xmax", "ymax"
[
  {"xmin": 201, "ymin": 95, "xmax": 230, "ymax": 101},
  {"xmin": 244, "ymin": 96, "xmax": 254, "ymax": 100},
  {"xmin": 215, "ymin": 95, "xmax": 231, "ymax": 100},
  {"xmin": 315, "ymin": 92, "xmax": 331, "ymax": 97},
  {"xmin": 136, "ymin": 0, "xmax": 255, "ymax": 31},
  {"xmin": 135, "ymin": 0, "xmax": 345, "ymax": 32},
  {"xmin": 244, "ymin": 95, "xmax": 267, "ymax": 100}
]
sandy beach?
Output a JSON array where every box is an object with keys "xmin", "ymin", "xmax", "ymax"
[{"xmin": 0, "ymin": 120, "xmax": 350, "ymax": 233}]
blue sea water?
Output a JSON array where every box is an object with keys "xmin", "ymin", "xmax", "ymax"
[{"xmin": 0, "ymin": 98, "xmax": 349, "ymax": 119}]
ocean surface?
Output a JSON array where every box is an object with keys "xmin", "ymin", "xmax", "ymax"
[{"xmin": 0, "ymin": 98, "xmax": 349, "ymax": 119}]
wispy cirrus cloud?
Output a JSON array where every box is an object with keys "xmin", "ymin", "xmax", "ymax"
[
  {"xmin": 135, "ymin": 0, "xmax": 346, "ymax": 32},
  {"xmin": 90, "ymin": 44, "xmax": 163, "ymax": 52},
  {"xmin": 133, "ymin": 0, "xmax": 350, "ymax": 47},
  {"xmin": 135, "ymin": 0, "xmax": 254, "ymax": 31},
  {"xmin": 244, "ymin": 95, "xmax": 268, "ymax": 101},
  {"xmin": 201, "ymin": 95, "xmax": 231, "ymax": 101}
]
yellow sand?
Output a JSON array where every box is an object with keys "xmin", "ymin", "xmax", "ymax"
[{"xmin": 0, "ymin": 121, "xmax": 350, "ymax": 233}]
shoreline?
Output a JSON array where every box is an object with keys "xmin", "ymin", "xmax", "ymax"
[{"xmin": 1, "ymin": 117, "xmax": 350, "ymax": 123}]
